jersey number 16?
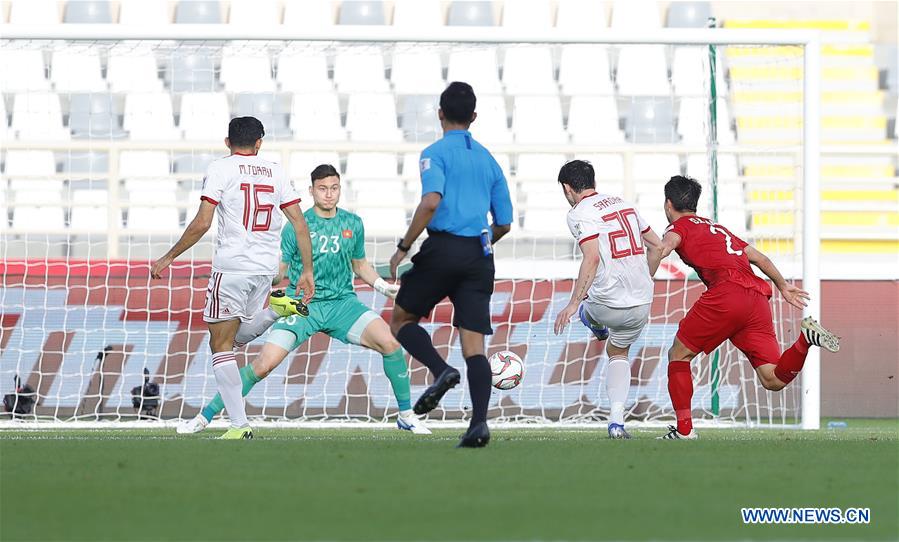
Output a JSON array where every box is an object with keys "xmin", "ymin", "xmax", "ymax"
[{"xmin": 240, "ymin": 183, "xmax": 274, "ymax": 232}]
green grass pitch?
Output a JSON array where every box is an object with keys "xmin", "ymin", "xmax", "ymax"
[{"xmin": 1, "ymin": 420, "xmax": 897, "ymax": 541}]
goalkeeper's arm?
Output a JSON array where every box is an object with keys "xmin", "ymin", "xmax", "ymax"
[{"xmin": 352, "ymin": 258, "xmax": 398, "ymax": 299}]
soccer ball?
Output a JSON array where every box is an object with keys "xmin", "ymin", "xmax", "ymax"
[{"xmin": 489, "ymin": 351, "xmax": 524, "ymax": 390}]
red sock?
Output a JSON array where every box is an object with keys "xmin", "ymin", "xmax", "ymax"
[
  {"xmin": 773, "ymin": 334, "xmax": 810, "ymax": 385},
  {"xmin": 667, "ymin": 361, "xmax": 694, "ymax": 435}
]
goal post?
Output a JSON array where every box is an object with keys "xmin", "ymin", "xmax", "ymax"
[{"xmin": 0, "ymin": 25, "xmax": 822, "ymax": 429}]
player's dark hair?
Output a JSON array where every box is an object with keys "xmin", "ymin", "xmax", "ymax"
[
  {"xmin": 439, "ymin": 81, "xmax": 477, "ymax": 124},
  {"xmin": 228, "ymin": 116, "xmax": 265, "ymax": 147},
  {"xmin": 557, "ymin": 160, "xmax": 596, "ymax": 192},
  {"xmin": 665, "ymin": 175, "xmax": 702, "ymax": 212},
  {"xmin": 310, "ymin": 164, "xmax": 340, "ymax": 184}
]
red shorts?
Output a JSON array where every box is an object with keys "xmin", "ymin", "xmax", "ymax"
[{"xmin": 676, "ymin": 283, "xmax": 781, "ymax": 368}]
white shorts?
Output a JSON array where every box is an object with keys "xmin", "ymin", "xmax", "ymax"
[
  {"xmin": 203, "ymin": 272, "xmax": 274, "ymax": 323},
  {"xmin": 583, "ymin": 301, "xmax": 651, "ymax": 349}
]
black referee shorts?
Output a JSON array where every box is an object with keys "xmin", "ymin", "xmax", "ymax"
[{"xmin": 395, "ymin": 230, "xmax": 495, "ymax": 335}]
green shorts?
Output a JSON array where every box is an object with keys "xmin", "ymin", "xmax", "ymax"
[{"xmin": 267, "ymin": 295, "xmax": 380, "ymax": 351}]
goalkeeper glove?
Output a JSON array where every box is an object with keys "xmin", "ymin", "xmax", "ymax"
[{"xmin": 374, "ymin": 278, "xmax": 399, "ymax": 300}]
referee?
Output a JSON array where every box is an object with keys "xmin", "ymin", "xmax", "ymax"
[{"xmin": 388, "ymin": 82, "xmax": 513, "ymax": 448}]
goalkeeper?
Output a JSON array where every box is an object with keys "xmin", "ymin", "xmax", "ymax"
[{"xmin": 178, "ymin": 164, "xmax": 430, "ymax": 435}]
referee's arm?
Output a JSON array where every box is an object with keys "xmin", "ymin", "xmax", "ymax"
[
  {"xmin": 388, "ymin": 192, "xmax": 441, "ymax": 279},
  {"xmin": 489, "ymin": 164, "xmax": 514, "ymax": 243}
]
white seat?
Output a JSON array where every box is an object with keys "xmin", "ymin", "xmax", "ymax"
[
  {"xmin": 119, "ymin": 0, "xmax": 169, "ymax": 24},
  {"xmin": 470, "ymin": 94, "xmax": 512, "ymax": 144},
  {"xmin": 12, "ymin": 206, "xmax": 65, "ymax": 230},
  {"xmin": 0, "ymin": 98, "xmax": 7, "ymax": 139},
  {"xmin": 15, "ymin": 189, "xmax": 61, "ymax": 204},
  {"xmin": 516, "ymin": 153, "xmax": 566, "ymax": 180},
  {"xmin": 126, "ymin": 206, "xmax": 180, "ymax": 231},
  {"xmin": 610, "ymin": 0, "xmax": 661, "ymax": 29},
  {"xmin": 568, "ymin": 96, "xmax": 624, "ymax": 143},
  {"xmin": 179, "ymin": 93, "xmax": 230, "ymax": 141},
  {"xmin": 9, "ymin": 179, "xmax": 64, "ymax": 193},
  {"xmin": 228, "ymin": 0, "xmax": 281, "ymax": 25},
  {"xmin": 616, "ymin": 46, "xmax": 670, "ymax": 95},
  {"xmin": 677, "ymin": 97, "xmax": 734, "ymax": 144},
  {"xmin": 447, "ymin": 48, "xmax": 502, "ymax": 95},
  {"xmin": 502, "ymin": 0, "xmax": 552, "ymax": 29},
  {"xmin": 559, "ymin": 45, "xmax": 613, "ymax": 95},
  {"xmin": 277, "ymin": 51, "xmax": 332, "ymax": 92},
  {"xmin": 556, "ymin": 0, "xmax": 608, "ymax": 29},
  {"xmin": 671, "ymin": 47, "xmax": 728, "ymax": 97},
  {"xmin": 283, "ymin": 0, "xmax": 333, "ymax": 28},
  {"xmin": 355, "ymin": 208, "xmax": 407, "ymax": 235},
  {"xmin": 10, "ymin": 0, "xmax": 58, "ymax": 23},
  {"xmin": 581, "ymin": 154, "xmax": 625, "ymax": 181},
  {"xmin": 220, "ymin": 46, "xmax": 276, "ymax": 92},
  {"xmin": 401, "ymin": 153, "xmax": 421, "ymax": 179},
  {"xmin": 686, "ymin": 153, "xmax": 739, "ymax": 180},
  {"xmin": 502, "ymin": 46, "xmax": 557, "ymax": 95},
  {"xmin": 521, "ymin": 190, "xmax": 570, "ymax": 235},
  {"xmin": 124, "ymin": 179, "xmax": 178, "ymax": 193},
  {"xmin": 5, "ymin": 150, "xmax": 57, "ymax": 177},
  {"xmin": 11, "ymin": 92, "xmax": 69, "ymax": 140},
  {"xmin": 345, "ymin": 153, "xmax": 397, "ymax": 179},
  {"xmin": 120, "ymin": 151, "xmax": 171, "ymax": 178},
  {"xmin": 70, "ymin": 190, "xmax": 108, "ymax": 231},
  {"xmin": 512, "ymin": 96, "xmax": 567, "ymax": 144},
  {"xmin": 632, "ymin": 153, "xmax": 680, "ymax": 180},
  {"xmin": 290, "ymin": 93, "xmax": 346, "ymax": 141},
  {"xmin": 107, "ymin": 47, "xmax": 164, "ymax": 92},
  {"xmin": 124, "ymin": 92, "xmax": 180, "ymax": 140},
  {"xmin": 345, "ymin": 93, "xmax": 402, "ymax": 142},
  {"xmin": 333, "ymin": 51, "xmax": 389, "ymax": 93},
  {"xmin": 0, "ymin": 49, "xmax": 50, "ymax": 92},
  {"xmin": 128, "ymin": 189, "xmax": 177, "ymax": 205},
  {"xmin": 289, "ymin": 151, "xmax": 341, "ymax": 180},
  {"xmin": 393, "ymin": 0, "xmax": 442, "ymax": 27},
  {"xmin": 50, "ymin": 48, "xmax": 106, "ymax": 92},
  {"xmin": 391, "ymin": 52, "xmax": 444, "ymax": 95},
  {"xmin": 353, "ymin": 181, "xmax": 405, "ymax": 204}
]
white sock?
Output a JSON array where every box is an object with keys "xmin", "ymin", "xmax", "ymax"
[
  {"xmin": 211, "ymin": 351, "xmax": 249, "ymax": 428},
  {"xmin": 234, "ymin": 308, "xmax": 279, "ymax": 348},
  {"xmin": 606, "ymin": 355, "xmax": 631, "ymax": 425}
]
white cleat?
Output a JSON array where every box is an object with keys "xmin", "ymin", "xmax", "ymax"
[
  {"xmin": 800, "ymin": 317, "xmax": 840, "ymax": 353},
  {"xmin": 658, "ymin": 425, "xmax": 698, "ymax": 440},
  {"xmin": 397, "ymin": 411, "xmax": 432, "ymax": 435},
  {"xmin": 176, "ymin": 414, "xmax": 209, "ymax": 434}
]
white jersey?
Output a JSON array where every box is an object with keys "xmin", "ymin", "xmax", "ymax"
[
  {"xmin": 566, "ymin": 192, "xmax": 654, "ymax": 308},
  {"xmin": 200, "ymin": 154, "xmax": 301, "ymax": 275}
]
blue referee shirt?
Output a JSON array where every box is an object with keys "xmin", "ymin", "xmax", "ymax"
[{"xmin": 419, "ymin": 130, "xmax": 514, "ymax": 237}]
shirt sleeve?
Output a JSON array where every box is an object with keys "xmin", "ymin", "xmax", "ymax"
[
  {"xmin": 200, "ymin": 163, "xmax": 226, "ymax": 205},
  {"xmin": 489, "ymin": 162, "xmax": 514, "ymax": 226},
  {"xmin": 667, "ymin": 218, "xmax": 688, "ymax": 242},
  {"xmin": 419, "ymin": 149, "xmax": 446, "ymax": 196},
  {"xmin": 352, "ymin": 217, "xmax": 366, "ymax": 260},
  {"xmin": 279, "ymin": 167, "xmax": 302, "ymax": 209},
  {"xmin": 280, "ymin": 224, "xmax": 296, "ymax": 264},
  {"xmin": 567, "ymin": 209, "xmax": 601, "ymax": 245},
  {"xmin": 635, "ymin": 209, "xmax": 651, "ymax": 234}
]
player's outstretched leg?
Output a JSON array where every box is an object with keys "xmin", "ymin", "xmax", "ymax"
[
  {"xmin": 579, "ymin": 304, "xmax": 610, "ymax": 342},
  {"xmin": 232, "ymin": 291, "xmax": 308, "ymax": 349},
  {"xmin": 658, "ymin": 338, "xmax": 699, "ymax": 440},
  {"xmin": 754, "ymin": 317, "xmax": 841, "ymax": 392}
]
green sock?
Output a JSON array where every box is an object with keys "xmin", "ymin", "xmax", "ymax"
[
  {"xmin": 383, "ymin": 348, "xmax": 412, "ymax": 412},
  {"xmin": 201, "ymin": 364, "xmax": 262, "ymax": 422}
]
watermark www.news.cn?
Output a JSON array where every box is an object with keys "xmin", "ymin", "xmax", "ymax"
[{"xmin": 741, "ymin": 508, "xmax": 871, "ymax": 524}]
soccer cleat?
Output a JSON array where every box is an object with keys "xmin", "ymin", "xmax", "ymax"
[
  {"xmin": 269, "ymin": 290, "xmax": 309, "ymax": 318},
  {"xmin": 658, "ymin": 425, "xmax": 698, "ymax": 440},
  {"xmin": 218, "ymin": 426, "xmax": 254, "ymax": 440},
  {"xmin": 578, "ymin": 304, "xmax": 609, "ymax": 341},
  {"xmin": 397, "ymin": 411, "xmax": 432, "ymax": 435},
  {"xmin": 800, "ymin": 317, "xmax": 840, "ymax": 353},
  {"xmin": 457, "ymin": 421, "xmax": 491, "ymax": 448},
  {"xmin": 607, "ymin": 423, "xmax": 631, "ymax": 439},
  {"xmin": 413, "ymin": 367, "xmax": 461, "ymax": 415},
  {"xmin": 176, "ymin": 414, "xmax": 209, "ymax": 434}
]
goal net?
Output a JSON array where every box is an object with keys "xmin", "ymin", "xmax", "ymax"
[{"xmin": 0, "ymin": 29, "xmax": 819, "ymax": 428}]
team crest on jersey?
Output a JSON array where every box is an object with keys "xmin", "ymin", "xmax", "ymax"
[
  {"xmin": 420, "ymin": 158, "xmax": 431, "ymax": 173},
  {"xmin": 574, "ymin": 223, "xmax": 582, "ymax": 236},
  {"xmin": 342, "ymin": 229, "xmax": 353, "ymax": 238}
]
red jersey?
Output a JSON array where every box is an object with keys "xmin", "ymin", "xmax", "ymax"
[{"xmin": 666, "ymin": 215, "xmax": 772, "ymax": 298}]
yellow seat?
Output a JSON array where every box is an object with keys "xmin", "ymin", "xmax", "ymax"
[
  {"xmin": 723, "ymin": 20, "xmax": 871, "ymax": 31},
  {"xmin": 755, "ymin": 239, "xmax": 899, "ymax": 255}
]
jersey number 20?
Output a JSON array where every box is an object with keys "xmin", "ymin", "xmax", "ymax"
[
  {"xmin": 602, "ymin": 209, "xmax": 645, "ymax": 259},
  {"xmin": 239, "ymin": 183, "xmax": 274, "ymax": 232}
]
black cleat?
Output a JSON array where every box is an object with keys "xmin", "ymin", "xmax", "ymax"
[
  {"xmin": 413, "ymin": 367, "xmax": 461, "ymax": 415},
  {"xmin": 457, "ymin": 421, "xmax": 491, "ymax": 448}
]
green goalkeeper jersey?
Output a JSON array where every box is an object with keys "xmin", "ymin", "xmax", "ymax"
[{"xmin": 281, "ymin": 207, "xmax": 366, "ymax": 302}]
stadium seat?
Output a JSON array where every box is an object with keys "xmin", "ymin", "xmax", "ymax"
[
  {"xmin": 232, "ymin": 94, "xmax": 291, "ymax": 139},
  {"xmin": 12, "ymin": 205, "xmax": 65, "ymax": 230},
  {"xmin": 125, "ymin": 177, "xmax": 177, "ymax": 194},
  {"xmin": 119, "ymin": 0, "xmax": 169, "ymax": 25},
  {"xmin": 581, "ymin": 153, "xmax": 625, "ymax": 182},
  {"xmin": 228, "ymin": 0, "xmax": 281, "ymax": 26},
  {"xmin": 63, "ymin": 1, "xmax": 113, "ymax": 23},
  {"xmin": 512, "ymin": 96, "xmax": 567, "ymax": 144},
  {"xmin": 0, "ymin": 49, "xmax": 50, "ymax": 92},
  {"xmin": 123, "ymin": 92, "xmax": 179, "ymax": 140},
  {"xmin": 632, "ymin": 153, "xmax": 680, "ymax": 179},
  {"xmin": 334, "ymin": 50, "xmax": 389, "ymax": 93},
  {"xmin": 11, "ymin": 92, "xmax": 69, "ymax": 140},
  {"xmin": 173, "ymin": 153, "xmax": 219, "ymax": 173},
  {"xmin": 9, "ymin": 0, "xmax": 58, "ymax": 24},
  {"xmin": 446, "ymin": 48, "xmax": 502, "ymax": 94},
  {"xmin": 677, "ymin": 97, "xmax": 734, "ymax": 144},
  {"xmin": 393, "ymin": 0, "xmax": 443, "ymax": 27},
  {"xmin": 400, "ymin": 95, "xmax": 441, "ymax": 142},
  {"xmin": 179, "ymin": 92, "xmax": 230, "ymax": 141},
  {"xmin": 165, "ymin": 52, "xmax": 217, "ymax": 93},
  {"xmin": 556, "ymin": 0, "xmax": 608, "ymax": 29},
  {"xmin": 345, "ymin": 93, "xmax": 402, "ymax": 142},
  {"xmin": 15, "ymin": 188, "xmax": 62, "ymax": 205},
  {"xmin": 686, "ymin": 153, "xmax": 740, "ymax": 180},
  {"xmin": 345, "ymin": 153, "xmax": 397, "ymax": 179},
  {"xmin": 69, "ymin": 189, "xmax": 108, "ymax": 231},
  {"xmin": 624, "ymin": 96, "xmax": 679, "ymax": 143},
  {"xmin": 558, "ymin": 45, "xmax": 613, "ymax": 95},
  {"xmin": 610, "ymin": 0, "xmax": 661, "ymax": 29},
  {"xmin": 276, "ymin": 50, "xmax": 332, "ymax": 92},
  {"xmin": 521, "ymin": 190, "xmax": 571, "ymax": 235},
  {"xmin": 50, "ymin": 48, "xmax": 106, "ymax": 93},
  {"xmin": 567, "ymin": 96, "xmax": 624, "ymax": 143},
  {"xmin": 516, "ymin": 153, "xmax": 567, "ymax": 181},
  {"xmin": 447, "ymin": 1, "xmax": 495, "ymax": 26},
  {"xmin": 220, "ymin": 47, "xmax": 276, "ymax": 92},
  {"xmin": 126, "ymin": 204, "xmax": 180, "ymax": 231},
  {"xmin": 68, "ymin": 94, "xmax": 127, "ymax": 139},
  {"xmin": 469, "ymin": 94, "xmax": 512, "ymax": 144},
  {"xmin": 671, "ymin": 47, "xmax": 727, "ymax": 96},
  {"xmin": 107, "ymin": 47, "xmax": 164, "ymax": 92},
  {"xmin": 391, "ymin": 51, "xmax": 445, "ymax": 95},
  {"xmin": 665, "ymin": 1, "xmax": 712, "ymax": 28},
  {"xmin": 338, "ymin": 1, "xmax": 386, "ymax": 25},
  {"xmin": 120, "ymin": 151, "xmax": 171, "ymax": 178},
  {"xmin": 355, "ymin": 208, "xmax": 408, "ymax": 235},
  {"xmin": 616, "ymin": 46, "xmax": 670, "ymax": 95},
  {"xmin": 4, "ymin": 150, "xmax": 57, "ymax": 178},
  {"xmin": 502, "ymin": 0, "xmax": 552, "ymax": 29},
  {"xmin": 0, "ymin": 98, "xmax": 8, "ymax": 140},
  {"xmin": 175, "ymin": 1, "xmax": 222, "ymax": 24},
  {"xmin": 502, "ymin": 46, "xmax": 557, "ymax": 95},
  {"xmin": 61, "ymin": 151, "xmax": 108, "ymax": 176},
  {"xmin": 289, "ymin": 151, "xmax": 341, "ymax": 181},
  {"xmin": 283, "ymin": 0, "xmax": 333, "ymax": 28},
  {"xmin": 290, "ymin": 93, "xmax": 346, "ymax": 141}
]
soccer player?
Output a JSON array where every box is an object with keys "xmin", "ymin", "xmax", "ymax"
[
  {"xmin": 649, "ymin": 176, "xmax": 840, "ymax": 440},
  {"xmin": 151, "ymin": 117, "xmax": 315, "ymax": 440},
  {"xmin": 552, "ymin": 160, "xmax": 661, "ymax": 439},
  {"xmin": 388, "ymin": 82, "xmax": 514, "ymax": 448},
  {"xmin": 178, "ymin": 164, "xmax": 430, "ymax": 435}
]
